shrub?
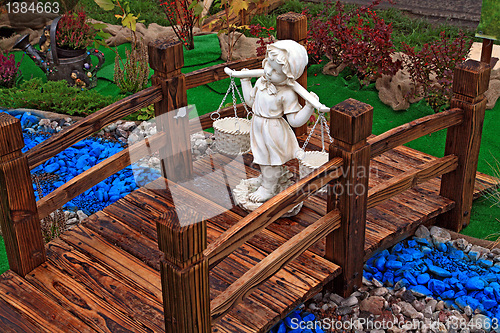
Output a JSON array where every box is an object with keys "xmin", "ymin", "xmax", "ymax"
[
  {"xmin": 160, "ymin": 0, "xmax": 203, "ymax": 50},
  {"xmin": 307, "ymin": 0, "xmax": 401, "ymax": 85},
  {"xmin": 0, "ymin": 78, "xmax": 120, "ymax": 116},
  {"xmin": 114, "ymin": 39, "xmax": 150, "ymax": 94},
  {"xmin": 248, "ymin": 24, "xmax": 275, "ymax": 56},
  {"xmin": 0, "ymin": 51, "xmax": 22, "ymax": 88},
  {"xmin": 56, "ymin": 11, "xmax": 98, "ymax": 50},
  {"xmin": 401, "ymin": 31, "xmax": 472, "ymax": 112}
]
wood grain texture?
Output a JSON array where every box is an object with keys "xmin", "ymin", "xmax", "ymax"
[
  {"xmin": 210, "ymin": 209, "xmax": 341, "ymax": 322},
  {"xmin": 26, "ymin": 86, "xmax": 162, "ymax": 169},
  {"xmin": 368, "ymin": 108, "xmax": 464, "ymax": 158},
  {"xmin": 185, "ymin": 57, "xmax": 264, "ymax": 89},
  {"xmin": 368, "ymin": 155, "xmax": 458, "ymax": 209},
  {"xmin": 148, "ymin": 39, "xmax": 184, "ymax": 75},
  {"xmin": 438, "ymin": 60, "xmax": 490, "ymax": 231},
  {"xmin": 0, "ymin": 271, "xmax": 93, "ymax": 332},
  {"xmin": 0, "ymin": 114, "xmax": 45, "ymax": 276},
  {"xmin": 0, "ymin": 296, "xmax": 45, "ymax": 333},
  {"xmin": 327, "ymin": 98, "xmax": 372, "ymax": 297},
  {"xmin": 36, "ymin": 132, "xmax": 167, "ymax": 220},
  {"xmin": 204, "ymin": 157, "xmax": 343, "ymax": 268}
]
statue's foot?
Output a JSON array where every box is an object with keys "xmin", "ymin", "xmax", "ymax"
[
  {"xmin": 249, "ymin": 185, "xmax": 275, "ymax": 202},
  {"xmin": 246, "ymin": 175, "xmax": 262, "ymax": 187}
]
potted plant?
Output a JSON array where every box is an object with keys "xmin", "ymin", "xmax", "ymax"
[{"xmin": 55, "ymin": 11, "xmax": 98, "ymax": 58}]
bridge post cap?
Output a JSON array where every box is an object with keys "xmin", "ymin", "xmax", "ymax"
[
  {"xmin": 0, "ymin": 113, "xmax": 24, "ymax": 156},
  {"xmin": 276, "ymin": 12, "xmax": 307, "ymax": 41},
  {"xmin": 148, "ymin": 38, "xmax": 184, "ymax": 74},
  {"xmin": 330, "ymin": 98, "xmax": 373, "ymax": 144},
  {"xmin": 453, "ymin": 59, "xmax": 491, "ymax": 98},
  {"xmin": 157, "ymin": 208, "xmax": 207, "ymax": 266}
]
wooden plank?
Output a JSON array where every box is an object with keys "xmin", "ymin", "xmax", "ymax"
[
  {"xmin": 83, "ymin": 211, "xmax": 163, "ymax": 270},
  {"xmin": 0, "ymin": 113, "xmax": 46, "ymax": 276},
  {"xmin": 45, "ymin": 239, "xmax": 165, "ymax": 333},
  {"xmin": 36, "ymin": 132, "xmax": 167, "ymax": 220},
  {"xmin": 367, "ymin": 108, "xmax": 464, "ymax": 158},
  {"xmin": 59, "ymin": 225, "xmax": 163, "ymax": 301},
  {"xmin": 25, "ymin": 262, "xmax": 152, "ymax": 332},
  {"xmin": 210, "ymin": 210, "xmax": 341, "ymax": 322},
  {"xmin": 204, "ymin": 158, "xmax": 343, "ymax": 268},
  {"xmin": 26, "ymin": 86, "xmax": 162, "ymax": 169},
  {"xmin": 368, "ymin": 155, "xmax": 458, "ymax": 209},
  {"xmin": 0, "ymin": 296, "xmax": 46, "ymax": 333},
  {"xmin": 0, "ymin": 271, "xmax": 93, "ymax": 332},
  {"xmin": 185, "ymin": 57, "xmax": 264, "ymax": 89}
]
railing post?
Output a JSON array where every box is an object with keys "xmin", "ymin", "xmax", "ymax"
[
  {"xmin": 437, "ymin": 59, "xmax": 490, "ymax": 231},
  {"xmin": 149, "ymin": 39, "xmax": 193, "ymax": 182},
  {"xmin": 276, "ymin": 12, "xmax": 308, "ymax": 137},
  {"xmin": 326, "ymin": 98, "xmax": 373, "ymax": 297},
  {"xmin": 156, "ymin": 208, "xmax": 211, "ymax": 333},
  {"xmin": 0, "ymin": 113, "xmax": 46, "ymax": 276}
]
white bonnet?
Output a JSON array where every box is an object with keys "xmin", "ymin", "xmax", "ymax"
[{"xmin": 266, "ymin": 40, "xmax": 308, "ymax": 81}]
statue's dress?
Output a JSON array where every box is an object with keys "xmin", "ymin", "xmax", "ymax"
[{"xmin": 250, "ymin": 77, "xmax": 301, "ymax": 166}]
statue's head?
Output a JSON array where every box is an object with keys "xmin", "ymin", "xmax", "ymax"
[{"xmin": 263, "ymin": 40, "xmax": 308, "ymax": 86}]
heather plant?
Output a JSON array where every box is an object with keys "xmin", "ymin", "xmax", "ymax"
[
  {"xmin": 0, "ymin": 51, "xmax": 22, "ymax": 88},
  {"xmin": 306, "ymin": 0, "xmax": 401, "ymax": 85},
  {"xmin": 114, "ymin": 38, "xmax": 150, "ymax": 94},
  {"xmin": 160, "ymin": 0, "xmax": 203, "ymax": 50},
  {"xmin": 401, "ymin": 31, "xmax": 472, "ymax": 112},
  {"xmin": 56, "ymin": 11, "xmax": 98, "ymax": 50}
]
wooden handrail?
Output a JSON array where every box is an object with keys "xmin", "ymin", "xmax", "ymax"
[
  {"xmin": 368, "ymin": 108, "xmax": 464, "ymax": 159},
  {"xmin": 36, "ymin": 132, "xmax": 167, "ymax": 220},
  {"xmin": 204, "ymin": 157, "xmax": 343, "ymax": 269},
  {"xmin": 367, "ymin": 154, "xmax": 458, "ymax": 209},
  {"xmin": 26, "ymin": 86, "xmax": 162, "ymax": 169},
  {"xmin": 185, "ymin": 57, "xmax": 263, "ymax": 90},
  {"xmin": 210, "ymin": 209, "xmax": 341, "ymax": 322}
]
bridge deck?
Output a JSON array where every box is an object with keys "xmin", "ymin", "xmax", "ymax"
[{"xmin": 0, "ymin": 138, "xmax": 497, "ymax": 332}]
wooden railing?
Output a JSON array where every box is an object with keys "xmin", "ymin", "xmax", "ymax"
[{"xmin": 0, "ymin": 9, "xmax": 492, "ymax": 333}]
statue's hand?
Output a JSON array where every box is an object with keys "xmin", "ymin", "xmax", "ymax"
[{"xmin": 224, "ymin": 67, "xmax": 234, "ymax": 76}]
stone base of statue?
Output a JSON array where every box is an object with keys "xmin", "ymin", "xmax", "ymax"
[{"xmin": 232, "ymin": 166, "xmax": 303, "ymax": 216}]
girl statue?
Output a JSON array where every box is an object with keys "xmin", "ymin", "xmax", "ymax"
[{"xmin": 225, "ymin": 40, "xmax": 329, "ymax": 203}]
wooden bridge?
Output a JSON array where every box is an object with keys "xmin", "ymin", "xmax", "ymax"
[{"xmin": 0, "ymin": 12, "xmax": 498, "ymax": 333}]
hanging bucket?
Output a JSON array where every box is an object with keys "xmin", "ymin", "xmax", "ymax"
[
  {"xmin": 299, "ymin": 150, "xmax": 329, "ymax": 178},
  {"xmin": 213, "ymin": 117, "xmax": 251, "ymax": 156}
]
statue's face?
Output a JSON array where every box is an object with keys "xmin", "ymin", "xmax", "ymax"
[
  {"xmin": 264, "ymin": 57, "xmax": 287, "ymax": 84},
  {"xmin": 71, "ymin": 73, "xmax": 77, "ymax": 79}
]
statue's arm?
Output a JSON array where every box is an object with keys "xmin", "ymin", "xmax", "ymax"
[
  {"xmin": 241, "ymin": 78, "xmax": 255, "ymax": 107},
  {"xmin": 286, "ymin": 91, "xmax": 322, "ymax": 128}
]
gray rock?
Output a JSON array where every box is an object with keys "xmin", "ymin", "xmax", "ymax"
[
  {"xmin": 107, "ymin": 123, "xmax": 117, "ymax": 132},
  {"xmin": 363, "ymin": 276, "xmax": 373, "ymax": 286},
  {"xmin": 492, "ymin": 248, "xmax": 500, "ymax": 255},
  {"xmin": 360, "ymin": 296, "xmax": 385, "ymax": 315},
  {"xmin": 470, "ymin": 245, "xmax": 489, "ymax": 256},
  {"xmin": 471, "ymin": 314, "xmax": 492, "ymax": 332},
  {"xmin": 371, "ymin": 287, "xmax": 389, "ymax": 297},
  {"xmin": 423, "ymin": 305, "xmax": 433, "ymax": 318},
  {"xmin": 427, "ymin": 299, "xmax": 438, "ymax": 312},
  {"xmin": 402, "ymin": 290, "xmax": 416, "ymax": 303},
  {"xmin": 435, "ymin": 301, "xmax": 445, "ymax": 311},
  {"xmin": 321, "ymin": 303, "xmax": 330, "ymax": 311},
  {"xmin": 430, "ymin": 226, "xmax": 451, "ymax": 246},
  {"xmin": 329, "ymin": 293, "xmax": 344, "ymax": 305},
  {"xmin": 341, "ymin": 295, "xmax": 359, "ymax": 307},
  {"xmin": 372, "ymin": 278, "xmax": 383, "ymax": 288},
  {"xmin": 312, "ymin": 292, "xmax": 323, "ymax": 302},
  {"xmin": 308, "ymin": 303, "xmax": 318, "ymax": 311},
  {"xmin": 398, "ymin": 302, "xmax": 423, "ymax": 319},
  {"xmin": 464, "ymin": 243, "xmax": 473, "ymax": 253},
  {"xmin": 337, "ymin": 305, "xmax": 353, "ymax": 316},
  {"xmin": 412, "ymin": 299, "xmax": 426, "ymax": 312},
  {"xmin": 76, "ymin": 210, "xmax": 88, "ymax": 221},
  {"xmin": 66, "ymin": 217, "xmax": 79, "ymax": 225},
  {"xmin": 464, "ymin": 305, "xmax": 473, "ymax": 317},
  {"xmin": 392, "ymin": 303, "xmax": 401, "ymax": 315}
]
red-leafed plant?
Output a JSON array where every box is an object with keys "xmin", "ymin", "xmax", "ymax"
[
  {"xmin": 401, "ymin": 31, "xmax": 472, "ymax": 112},
  {"xmin": 160, "ymin": 0, "xmax": 203, "ymax": 50},
  {"xmin": 307, "ymin": 0, "xmax": 401, "ymax": 85},
  {"xmin": 56, "ymin": 11, "xmax": 98, "ymax": 50},
  {"xmin": 248, "ymin": 24, "xmax": 275, "ymax": 56},
  {"xmin": 0, "ymin": 51, "xmax": 22, "ymax": 88}
]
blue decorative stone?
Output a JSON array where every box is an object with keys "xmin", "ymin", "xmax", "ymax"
[
  {"xmin": 410, "ymin": 285, "xmax": 432, "ymax": 297},
  {"xmin": 374, "ymin": 256, "xmax": 386, "ymax": 271},
  {"xmin": 45, "ymin": 163, "xmax": 60, "ymax": 173},
  {"xmin": 483, "ymin": 298, "xmax": 497, "ymax": 310},
  {"xmin": 427, "ymin": 264, "xmax": 452, "ymax": 278},
  {"xmin": 436, "ymin": 242, "xmax": 447, "ymax": 253},
  {"xmin": 403, "ymin": 271, "xmax": 417, "ymax": 286},
  {"xmin": 465, "ymin": 276, "xmax": 485, "ymax": 291},
  {"xmin": 386, "ymin": 260, "xmax": 403, "ymax": 270},
  {"xmin": 414, "ymin": 237, "xmax": 430, "ymax": 246},
  {"xmin": 302, "ymin": 313, "xmax": 315, "ymax": 322},
  {"xmin": 441, "ymin": 290, "xmax": 455, "ymax": 299},
  {"xmin": 478, "ymin": 259, "xmax": 494, "ymax": 268},
  {"xmin": 417, "ymin": 273, "xmax": 431, "ymax": 285},
  {"xmin": 428, "ymin": 279, "xmax": 446, "ymax": 295}
]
